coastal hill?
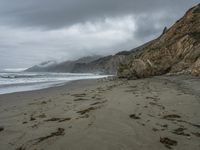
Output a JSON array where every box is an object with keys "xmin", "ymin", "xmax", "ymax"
[
  {"xmin": 26, "ymin": 55, "xmax": 102, "ymax": 73},
  {"xmin": 26, "ymin": 53, "xmax": 127, "ymax": 74},
  {"xmin": 118, "ymin": 3, "xmax": 200, "ymax": 78},
  {"xmin": 27, "ymin": 4, "xmax": 200, "ymax": 77}
]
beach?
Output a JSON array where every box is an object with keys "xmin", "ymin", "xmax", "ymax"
[{"xmin": 0, "ymin": 75, "xmax": 200, "ymax": 150}]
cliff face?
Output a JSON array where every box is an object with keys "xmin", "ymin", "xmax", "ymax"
[{"xmin": 118, "ymin": 4, "xmax": 200, "ymax": 79}]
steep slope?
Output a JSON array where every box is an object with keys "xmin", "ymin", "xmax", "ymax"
[{"xmin": 118, "ymin": 3, "xmax": 200, "ymax": 79}]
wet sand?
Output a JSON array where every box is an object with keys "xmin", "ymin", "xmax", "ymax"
[{"xmin": 0, "ymin": 75, "xmax": 200, "ymax": 150}]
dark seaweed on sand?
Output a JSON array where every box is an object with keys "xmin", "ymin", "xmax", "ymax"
[
  {"xmin": 129, "ymin": 114, "xmax": 141, "ymax": 119},
  {"xmin": 160, "ymin": 137, "xmax": 177, "ymax": 149},
  {"xmin": 45, "ymin": 117, "xmax": 71, "ymax": 122},
  {"xmin": 77, "ymin": 107, "xmax": 96, "ymax": 115},
  {"xmin": 36, "ymin": 128, "xmax": 65, "ymax": 143}
]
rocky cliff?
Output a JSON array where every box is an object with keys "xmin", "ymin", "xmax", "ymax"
[{"xmin": 118, "ymin": 3, "xmax": 200, "ymax": 79}]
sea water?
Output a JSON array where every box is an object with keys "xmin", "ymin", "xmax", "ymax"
[{"xmin": 0, "ymin": 69, "xmax": 108, "ymax": 94}]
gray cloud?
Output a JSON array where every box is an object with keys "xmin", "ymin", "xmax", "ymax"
[
  {"xmin": 0, "ymin": 0, "xmax": 198, "ymax": 29},
  {"xmin": 0, "ymin": 0, "xmax": 199, "ymax": 69}
]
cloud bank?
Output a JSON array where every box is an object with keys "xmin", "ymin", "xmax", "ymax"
[{"xmin": 0, "ymin": 0, "xmax": 199, "ymax": 69}]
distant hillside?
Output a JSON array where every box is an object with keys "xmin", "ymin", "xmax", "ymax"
[
  {"xmin": 26, "ymin": 53, "xmax": 127, "ymax": 74},
  {"xmin": 70, "ymin": 55, "xmax": 126, "ymax": 74},
  {"xmin": 27, "ymin": 4, "xmax": 200, "ymax": 77},
  {"xmin": 118, "ymin": 3, "xmax": 200, "ymax": 79},
  {"xmin": 26, "ymin": 55, "xmax": 102, "ymax": 72}
]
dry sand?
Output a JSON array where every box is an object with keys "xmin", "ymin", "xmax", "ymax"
[{"xmin": 0, "ymin": 75, "xmax": 199, "ymax": 150}]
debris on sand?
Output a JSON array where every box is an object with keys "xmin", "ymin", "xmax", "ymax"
[
  {"xmin": 172, "ymin": 127, "xmax": 190, "ymax": 136},
  {"xmin": 30, "ymin": 116, "xmax": 36, "ymax": 121},
  {"xmin": 0, "ymin": 126, "xmax": 4, "ymax": 132},
  {"xmin": 74, "ymin": 98, "xmax": 88, "ymax": 101},
  {"xmin": 152, "ymin": 128, "xmax": 159, "ymax": 132},
  {"xmin": 90, "ymin": 100, "xmax": 107, "ymax": 106},
  {"xmin": 162, "ymin": 114, "xmax": 181, "ymax": 120},
  {"xmin": 71, "ymin": 93, "xmax": 86, "ymax": 97},
  {"xmin": 161, "ymin": 124, "xmax": 168, "ymax": 128},
  {"xmin": 160, "ymin": 137, "xmax": 177, "ymax": 149},
  {"xmin": 36, "ymin": 128, "xmax": 65, "ymax": 143},
  {"xmin": 149, "ymin": 102, "xmax": 165, "ymax": 109},
  {"xmin": 45, "ymin": 117, "xmax": 71, "ymax": 122},
  {"xmin": 41, "ymin": 101, "xmax": 47, "ymax": 104},
  {"xmin": 146, "ymin": 96, "xmax": 160, "ymax": 101},
  {"xmin": 129, "ymin": 114, "xmax": 141, "ymax": 119},
  {"xmin": 37, "ymin": 114, "xmax": 46, "ymax": 118},
  {"xmin": 46, "ymin": 118, "xmax": 60, "ymax": 121},
  {"xmin": 77, "ymin": 107, "xmax": 96, "ymax": 115},
  {"xmin": 16, "ymin": 146, "xmax": 26, "ymax": 150},
  {"xmin": 90, "ymin": 102, "xmax": 102, "ymax": 105},
  {"xmin": 58, "ymin": 118, "xmax": 71, "ymax": 122}
]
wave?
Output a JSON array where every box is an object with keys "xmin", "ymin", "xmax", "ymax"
[
  {"xmin": 0, "ymin": 72, "xmax": 109, "ymax": 94},
  {"xmin": 2, "ymin": 68, "xmax": 27, "ymax": 72},
  {"xmin": 0, "ymin": 73, "xmax": 42, "ymax": 79}
]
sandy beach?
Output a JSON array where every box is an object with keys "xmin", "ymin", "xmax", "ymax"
[{"xmin": 0, "ymin": 75, "xmax": 200, "ymax": 150}]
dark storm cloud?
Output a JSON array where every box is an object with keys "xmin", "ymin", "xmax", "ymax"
[
  {"xmin": 0, "ymin": 0, "xmax": 198, "ymax": 29},
  {"xmin": 133, "ymin": 12, "xmax": 175, "ymax": 41},
  {"xmin": 0, "ymin": 0, "xmax": 199, "ymax": 69}
]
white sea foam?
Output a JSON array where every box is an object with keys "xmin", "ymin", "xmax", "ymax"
[
  {"xmin": 0, "ymin": 71, "xmax": 108, "ymax": 94},
  {"xmin": 2, "ymin": 68, "xmax": 27, "ymax": 72}
]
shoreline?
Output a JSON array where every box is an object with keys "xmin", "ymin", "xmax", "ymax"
[
  {"xmin": 0, "ymin": 71, "xmax": 109, "ymax": 95},
  {"xmin": 0, "ymin": 75, "xmax": 200, "ymax": 150},
  {"xmin": 0, "ymin": 78, "xmax": 105, "ymax": 109},
  {"xmin": 0, "ymin": 78, "xmax": 101, "ymax": 96}
]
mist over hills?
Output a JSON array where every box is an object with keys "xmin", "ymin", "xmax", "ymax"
[
  {"xmin": 26, "ymin": 55, "xmax": 102, "ymax": 73},
  {"xmin": 27, "ymin": 3, "xmax": 200, "ymax": 77}
]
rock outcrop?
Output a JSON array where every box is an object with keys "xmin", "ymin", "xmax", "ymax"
[{"xmin": 118, "ymin": 3, "xmax": 200, "ymax": 79}]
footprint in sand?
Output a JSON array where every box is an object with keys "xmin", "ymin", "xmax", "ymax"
[
  {"xmin": 162, "ymin": 114, "xmax": 181, "ymax": 120},
  {"xmin": 172, "ymin": 127, "xmax": 190, "ymax": 136},
  {"xmin": 160, "ymin": 137, "xmax": 178, "ymax": 149},
  {"xmin": 71, "ymin": 93, "xmax": 91, "ymax": 101}
]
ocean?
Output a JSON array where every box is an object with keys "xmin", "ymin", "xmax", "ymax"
[{"xmin": 0, "ymin": 70, "xmax": 108, "ymax": 95}]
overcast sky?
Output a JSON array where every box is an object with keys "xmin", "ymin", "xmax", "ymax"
[{"xmin": 0, "ymin": 0, "xmax": 199, "ymax": 69}]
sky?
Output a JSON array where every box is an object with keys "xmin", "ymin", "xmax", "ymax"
[{"xmin": 0, "ymin": 0, "xmax": 199, "ymax": 69}]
